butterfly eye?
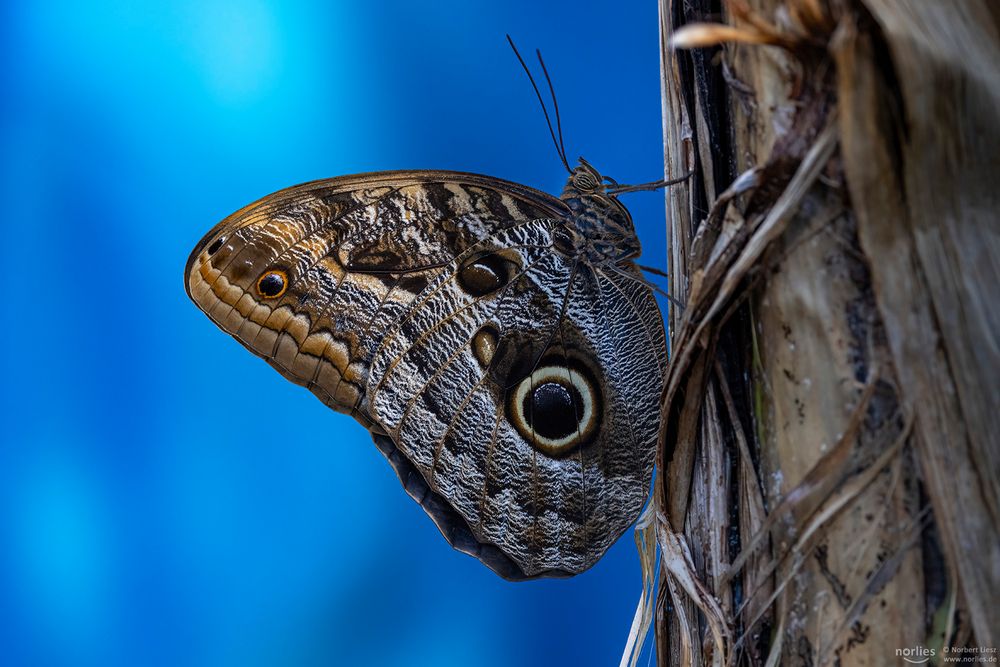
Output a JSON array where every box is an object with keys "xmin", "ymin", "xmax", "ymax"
[
  {"xmin": 207, "ymin": 237, "xmax": 225, "ymax": 255},
  {"xmin": 508, "ymin": 363, "xmax": 601, "ymax": 456},
  {"xmin": 256, "ymin": 270, "xmax": 288, "ymax": 299},
  {"xmin": 457, "ymin": 252, "xmax": 516, "ymax": 297},
  {"xmin": 573, "ymin": 171, "xmax": 599, "ymax": 192}
]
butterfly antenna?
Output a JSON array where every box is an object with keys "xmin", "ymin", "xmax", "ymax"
[
  {"xmin": 506, "ymin": 34, "xmax": 572, "ymax": 174},
  {"xmin": 535, "ymin": 48, "xmax": 569, "ymax": 172}
]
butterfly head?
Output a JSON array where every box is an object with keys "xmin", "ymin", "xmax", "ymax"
[{"xmin": 559, "ymin": 158, "xmax": 641, "ymax": 262}]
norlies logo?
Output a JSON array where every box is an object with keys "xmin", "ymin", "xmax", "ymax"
[{"xmin": 896, "ymin": 646, "xmax": 936, "ymax": 664}]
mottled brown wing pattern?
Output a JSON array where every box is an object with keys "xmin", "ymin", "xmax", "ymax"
[
  {"xmin": 185, "ymin": 164, "xmax": 667, "ymax": 580},
  {"xmin": 368, "ymin": 232, "xmax": 665, "ymax": 577},
  {"xmin": 186, "ymin": 172, "xmax": 562, "ymax": 429}
]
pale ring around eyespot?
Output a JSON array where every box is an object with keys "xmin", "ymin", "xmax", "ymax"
[{"xmin": 510, "ymin": 364, "xmax": 598, "ymax": 455}]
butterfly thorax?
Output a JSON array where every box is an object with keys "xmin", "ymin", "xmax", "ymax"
[{"xmin": 559, "ymin": 160, "xmax": 642, "ymax": 264}]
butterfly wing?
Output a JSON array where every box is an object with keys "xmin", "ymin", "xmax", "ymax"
[
  {"xmin": 185, "ymin": 171, "xmax": 565, "ymax": 429},
  {"xmin": 185, "ymin": 171, "xmax": 665, "ymax": 579},
  {"xmin": 368, "ymin": 220, "xmax": 667, "ymax": 578}
]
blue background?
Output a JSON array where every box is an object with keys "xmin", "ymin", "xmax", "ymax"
[{"xmin": 0, "ymin": 1, "xmax": 670, "ymax": 665}]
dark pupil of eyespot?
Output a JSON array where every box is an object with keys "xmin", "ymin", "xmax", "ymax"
[
  {"xmin": 207, "ymin": 238, "xmax": 224, "ymax": 255},
  {"xmin": 258, "ymin": 273, "xmax": 285, "ymax": 297},
  {"xmin": 524, "ymin": 381, "xmax": 582, "ymax": 440}
]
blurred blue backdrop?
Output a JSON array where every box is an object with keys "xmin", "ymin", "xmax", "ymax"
[{"xmin": 0, "ymin": 1, "xmax": 672, "ymax": 665}]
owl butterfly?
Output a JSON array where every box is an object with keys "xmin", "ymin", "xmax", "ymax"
[{"xmin": 185, "ymin": 43, "xmax": 683, "ymax": 580}]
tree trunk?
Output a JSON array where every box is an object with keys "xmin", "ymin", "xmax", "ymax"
[{"xmin": 649, "ymin": 1, "xmax": 1000, "ymax": 664}]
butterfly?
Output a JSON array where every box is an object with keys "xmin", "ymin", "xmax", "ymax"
[{"xmin": 184, "ymin": 41, "xmax": 682, "ymax": 580}]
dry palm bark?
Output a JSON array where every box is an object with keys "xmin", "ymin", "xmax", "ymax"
[{"xmin": 650, "ymin": 1, "xmax": 1000, "ymax": 664}]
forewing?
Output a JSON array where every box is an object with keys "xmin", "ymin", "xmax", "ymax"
[{"xmin": 185, "ymin": 171, "xmax": 565, "ymax": 427}]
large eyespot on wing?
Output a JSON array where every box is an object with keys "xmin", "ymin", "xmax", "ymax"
[{"xmin": 505, "ymin": 358, "xmax": 602, "ymax": 457}]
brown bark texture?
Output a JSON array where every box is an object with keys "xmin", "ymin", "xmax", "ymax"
[{"xmin": 651, "ymin": 1, "xmax": 1000, "ymax": 665}]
